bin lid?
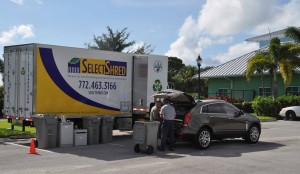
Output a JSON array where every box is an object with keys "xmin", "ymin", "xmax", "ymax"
[{"xmin": 45, "ymin": 117, "xmax": 58, "ymax": 124}]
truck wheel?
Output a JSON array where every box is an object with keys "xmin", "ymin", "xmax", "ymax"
[
  {"xmin": 34, "ymin": 140, "xmax": 38, "ymax": 148},
  {"xmin": 146, "ymin": 145, "xmax": 154, "ymax": 155},
  {"xmin": 134, "ymin": 144, "xmax": 140, "ymax": 153},
  {"xmin": 245, "ymin": 125, "xmax": 260, "ymax": 144},
  {"xmin": 195, "ymin": 128, "xmax": 211, "ymax": 149}
]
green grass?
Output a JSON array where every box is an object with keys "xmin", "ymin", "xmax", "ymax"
[
  {"xmin": 0, "ymin": 120, "xmax": 36, "ymax": 138},
  {"xmin": 257, "ymin": 116, "xmax": 277, "ymax": 122}
]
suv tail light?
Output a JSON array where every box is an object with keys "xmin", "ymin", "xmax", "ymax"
[{"xmin": 183, "ymin": 112, "xmax": 192, "ymax": 127}]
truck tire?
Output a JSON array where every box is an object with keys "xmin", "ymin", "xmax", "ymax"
[
  {"xmin": 134, "ymin": 144, "xmax": 140, "ymax": 153},
  {"xmin": 34, "ymin": 140, "xmax": 38, "ymax": 148}
]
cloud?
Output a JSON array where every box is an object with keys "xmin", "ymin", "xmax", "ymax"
[
  {"xmin": 166, "ymin": 0, "xmax": 300, "ymax": 66},
  {"xmin": 209, "ymin": 42, "xmax": 259, "ymax": 65},
  {"xmin": 112, "ymin": 0, "xmax": 199, "ymax": 7},
  {"xmin": 10, "ymin": 0, "xmax": 24, "ymax": 5},
  {"xmin": 198, "ymin": 0, "xmax": 275, "ymax": 36},
  {"xmin": 251, "ymin": 0, "xmax": 300, "ymax": 34},
  {"xmin": 0, "ymin": 24, "xmax": 35, "ymax": 44},
  {"xmin": 10, "ymin": 0, "xmax": 44, "ymax": 5},
  {"xmin": 125, "ymin": 41, "xmax": 145, "ymax": 53},
  {"xmin": 35, "ymin": 0, "xmax": 43, "ymax": 4},
  {"xmin": 165, "ymin": 34, "xmax": 234, "ymax": 65}
]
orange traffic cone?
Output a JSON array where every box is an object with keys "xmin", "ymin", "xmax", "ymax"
[{"xmin": 28, "ymin": 138, "xmax": 38, "ymax": 155}]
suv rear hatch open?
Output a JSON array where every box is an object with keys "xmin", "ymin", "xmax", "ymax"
[{"xmin": 151, "ymin": 89, "xmax": 196, "ymax": 120}]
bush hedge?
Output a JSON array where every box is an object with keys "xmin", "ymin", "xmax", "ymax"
[
  {"xmin": 203, "ymin": 94, "xmax": 300, "ymax": 117},
  {"xmin": 252, "ymin": 95, "xmax": 300, "ymax": 117}
]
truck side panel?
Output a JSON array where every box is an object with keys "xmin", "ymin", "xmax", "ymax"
[
  {"xmin": 35, "ymin": 44, "xmax": 132, "ymax": 116},
  {"xmin": 146, "ymin": 55, "xmax": 168, "ymax": 111}
]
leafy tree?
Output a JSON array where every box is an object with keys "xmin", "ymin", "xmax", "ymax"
[
  {"xmin": 167, "ymin": 57, "xmax": 185, "ymax": 88},
  {"xmin": 246, "ymin": 52, "xmax": 274, "ymax": 96},
  {"xmin": 86, "ymin": 26, "xmax": 135, "ymax": 52},
  {"xmin": 285, "ymin": 26, "xmax": 300, "ymax": 43},
  {"xmin": 0, "ymin": 59, "xmax": 3, "ymax": 117},
  {"xmin": 129, "ymin": 43, "xmax": 154, "ymax": 54},
  {"xmin": 0, "ymin": 58, "xmax": 3, "ymax": 84},
  {"xmin": 168, "ymin": 57, "xmax": 184, "ymax": 78},
  {"xmin": 246, "ymin": 37, "xmax": 300, "ymax": 99},
  {"xmin": 174, "ymin": 65, "xmax": 197, "ymax": 92}
]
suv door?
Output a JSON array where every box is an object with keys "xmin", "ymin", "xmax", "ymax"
[
  {"xmin": 201, "ymin": 103, "xmax": 229, "ymax": 135},
  {"xmin": 220, "ymin": 103, "xmax": 247, "ymax": 136}
]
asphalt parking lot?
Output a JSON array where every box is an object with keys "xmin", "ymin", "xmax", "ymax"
[{"xmin": 1, "ymin": 120, "xmax": 300, "ymax": 174}]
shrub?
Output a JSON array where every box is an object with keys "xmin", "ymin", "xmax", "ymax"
[
  {"xmin": 252, "ymin": 96, "xmax": 280, "ymax": 117},
  {"xmin": 233, "ymin": 103, "xmax": 242, "ymax": 110},
  {"xmin": 277, "ymin": 95, "xmax": 300, "ymax": 108},
  {"xmin": 242, "ymin": 102, "xmax": 254, "ymax": 113}
]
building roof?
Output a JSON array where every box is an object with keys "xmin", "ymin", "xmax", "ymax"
[
  {"xmin": 246, "ymin": 28, "xmax": 286, "ymax": 42},
  {"xmin": 200, "ymin": 46, "xmax": 268, "ymax": 78}
]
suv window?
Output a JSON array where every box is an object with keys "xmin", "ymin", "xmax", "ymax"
[
  {"xmin": 222, "ymin": 103, "xmax": 239, "ymax": 114},
  {"xmin": 202, "ymin": 103, "xmax": 224, "ymax": 113}
]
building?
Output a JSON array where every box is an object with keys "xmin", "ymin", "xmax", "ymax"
[{"xmin": 200, "ymin": 28, "xmax": 300, "ymax": 101}]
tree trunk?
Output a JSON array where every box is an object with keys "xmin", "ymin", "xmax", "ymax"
[
  {"xmin": 261, "ymin": 74, "xmax": 265, "ymax": 97},
  {"xmin": 273, "ymin": 72, "xmax": 278, "ymax": 99}
]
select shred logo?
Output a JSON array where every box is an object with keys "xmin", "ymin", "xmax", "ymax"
[{"xmin": 68, "ymin": 57, "xmax": 127, "ymax": 76}]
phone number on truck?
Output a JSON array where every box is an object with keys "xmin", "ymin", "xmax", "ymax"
[{"xmin": 78, "ymin": 80, "xmax": 117, "ymax": 90}]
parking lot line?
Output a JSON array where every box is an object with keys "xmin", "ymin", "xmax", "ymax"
[
  {"xmin": 261, "ymin": 136, "xmax": 300, "ymax": 141},
  {"xmin": 4, "ymin": 142, "xmax": 55, "ymax": 153}
]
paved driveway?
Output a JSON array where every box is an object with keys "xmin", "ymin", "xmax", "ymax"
[{"xmin": 0, "ymin": 120, "xmax": 300, "ymax": 174}]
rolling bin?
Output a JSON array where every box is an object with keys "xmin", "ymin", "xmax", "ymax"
[{"xmin": 133, "ymin": 121, "xmax": 160, "ymax": 155}]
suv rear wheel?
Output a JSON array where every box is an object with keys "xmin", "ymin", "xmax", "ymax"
[{"xmin": 195, "ymin": 128, "xmax": 211, "ymax": 149}]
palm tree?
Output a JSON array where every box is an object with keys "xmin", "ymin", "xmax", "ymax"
[
  {"xmin": 284, "ymin": 26, "xmax": 300, "ymax": 68},
  {"xmin": 246, "ymin": 52, "xmax": 274, "ymax": 97},
  {"xmin": 246, "ymin": 37, "xmax": 300, "ymax": 99},
  {"xmin": 285, "ymin": 26, "xmax": 300, "ymax": 43}
]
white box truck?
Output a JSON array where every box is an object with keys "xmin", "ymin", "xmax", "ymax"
[{"xmin": 3, "ymin": 43, "xmax": 168, "ymax": 131}]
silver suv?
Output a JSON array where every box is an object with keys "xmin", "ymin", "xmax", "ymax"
[{"xmin": 176, "ymin": 99, "xmax": 261, "ymax": 149}]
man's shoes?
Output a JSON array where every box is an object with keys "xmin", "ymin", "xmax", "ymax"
[
  {"xmin": 158, "ymin": 148, "xmax": 165, "ymax": 152},
  {"xmin": 169, "ymin": 147, "xmax": 175, "ymax": 151}
]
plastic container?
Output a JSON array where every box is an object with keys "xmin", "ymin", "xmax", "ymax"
[
  {"xmin": 74, "ymin": 129, "xmax": 87, "ymax": 146},
  {"xmin": 133, "ymin": 121, "xmax": 160, "ymax": 155},
  {"xmin": 58, "ymin": 121, "xmax": 74, "ymax": 147},
  {"xmin": 100, "ymin": 116, "xmax": 114, "ymax": 143},
  {"xmin": 82, "ymin": 117, "xmax": 101, "ymax": 145},
  {"xmin": 32, "ymin": 115, "xmax": 58, "ymax": 149}
]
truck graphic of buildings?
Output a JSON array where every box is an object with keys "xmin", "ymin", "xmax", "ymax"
[{"xmin": 68, "ymin": 58, "xmax": 80, "ymax": 73}]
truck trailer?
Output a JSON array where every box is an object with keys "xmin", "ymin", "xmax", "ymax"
[{"xmin": 3, "ymin": 43, "xmax": 168, "ymax": 139}]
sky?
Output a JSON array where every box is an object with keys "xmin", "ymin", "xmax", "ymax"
[{"xmin": 1, "ymin": 0, "xmax": 300, "ymax": 68}]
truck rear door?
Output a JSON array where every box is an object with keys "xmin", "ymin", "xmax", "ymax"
[
  {"xmin": 3, "ymin": 45, "xmax": 34, "ymax": 120},
  {"xmin": 132, "ymin": 56, "xmax": 148, "ymax": 114}
]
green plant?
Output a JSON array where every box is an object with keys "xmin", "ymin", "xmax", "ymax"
[
  {"xmin": 233, "ymin": 103, "xmax": 242, "ymax": 110},
  {"xmin": 242, "ymin": 102, "xmax": 254, "ymax": 113},
  {"xmin": 252, "ymin": 96, "xmax": 280, "ymax": 117},
  {"xmin": 277, "ymin": 95, "xmax": 300, "ymax": 108}
]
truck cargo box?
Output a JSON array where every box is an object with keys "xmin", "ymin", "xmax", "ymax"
[{"xmin": 3, "ymin": 43, "xmax": 168, "ymax": 121}]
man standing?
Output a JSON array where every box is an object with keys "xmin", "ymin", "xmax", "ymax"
[
  {"xmin": 150, "ymin": 101, "xmax": 163, "ymax": 121},
  {"xmin": 160, "ymin": 98, "xmax": 176, "ymax": 151},
  {"xmin": 150, "ymin": 101, "xmax": 163, "ymax": 139}
]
